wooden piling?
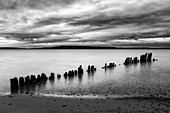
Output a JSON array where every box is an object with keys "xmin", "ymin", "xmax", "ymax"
[
  {"xmin": 49, "ymin": 73, "xmax": 55, "ymax": 80},
  {"xmin": 25, "ymin": 76, "xmax": 30, "ymax": 85},
  {"xmin": 57, "ymin": 74, "xmax": 61, "ymax": 79},
  {"xmin": 19, "ymin": 77, "xmax": 24, "ymax": 87},
  {"xmin": 10, "ymin": 77, "xmax": 19, "ymax": 92}
]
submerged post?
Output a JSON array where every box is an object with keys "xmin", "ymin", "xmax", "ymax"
[
  {"xmin": 57, "ymin": 74, "xmax": 61, "ymax": 79},
  {"xmin": 134, "ymin": 57, "xmax": 138, "ymax": 64},
  {"xmin": 64, "ymin": 72, "xmax": 68, "ymax": 79},
  {"xmin": 147, "ymin": 53, "xmax": 152, "ymax": 62},
  {"xmin": 10, "ymin": 77, "xmax": 19, "ymax": 93},
  {"xmin": 87, "ymin": 65, "xmax": 91, "ymax": 72},
  {"xmin": 37, "ymin": 74, "xmax": 41, "ymax": 82},
  {"xmin": 49, "ymin": 73, "xmax": 55, "ymax": 80},
  {"xmin": 41, "ymin": 73, "xmax": 47, "ymax": 81},
  {"xmin": 19, "ymin": 77, "xmax": 25, "ymax": 87},
  {"xmin": 78, "ymin": 65, "xmax": 83, "ymax": 75},
  {"xmin": 25, "ymin": 76, "xmax": 30, "ymax": 85},
  {"xmin": 31, "ymin": 75, "xmax": 36, "ymax": 83}
]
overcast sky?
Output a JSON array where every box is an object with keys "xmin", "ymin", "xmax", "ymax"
[{"xmin": 0, "ymin": 0, "xmax": 170, "ymax": 48}]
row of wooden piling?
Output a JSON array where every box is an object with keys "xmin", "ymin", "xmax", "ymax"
[
  {"xmin": 10, "ymin": 65, "xmax": 94, "ymax": 92},
  {"xmin": 10, "ymin": 72, "xmax": 62, "ymax": 92},
  {"xmin": 102, "ymin": 63, "xmax": 116, "ymax": 69},
  {"xmin": 64, "ymin": 70, "xmax": 78, "ymax": 79},
  {"xmin": 124, "ymin": 53, "xmax": 157, "ymax": 65},
  {"xmin": 10, "ymin": 53, "xmax": 158, "ymax": 93},
  {"xmin": 63, "ymin": 65, "xmax": 84, "ymax": 79},
  {"xmin": 124, "ymin": 57, "xmax": 139, "ymax": 65},
  {"xmin": 140, "ymin": 53, "xmax": 153, "ymax": 63},
  {"xmin": 87, "ymin": 65, "xmax": 96, "ymax": 73}
]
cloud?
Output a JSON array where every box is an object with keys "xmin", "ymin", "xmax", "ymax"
[
  {"xmin": 0, "ymin": 0, "xmax": 79, "ymax": 10},
  {"xmin": 31, "ymin": 34, "xmax": 77, "ymax": 43},
  {"xmin": 0, "ymin": 0, "xmax": 170, "ymax": 48}
]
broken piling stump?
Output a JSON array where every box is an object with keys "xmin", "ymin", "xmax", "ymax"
[
  {"xmin": 19, "ymin": 77, "xmax": 25, "ymax": 87},
  {"xmin": 10, "ymin": 77, "xmax": 19, "ymax": 93}
]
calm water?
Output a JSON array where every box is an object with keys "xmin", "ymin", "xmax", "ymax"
[{"xmin": 0, "ymin": 49, "xmax": 170, "ymax": 97}]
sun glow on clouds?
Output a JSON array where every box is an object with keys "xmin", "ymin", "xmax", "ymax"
[
  {"xmin": 0, "ymin": 37, "xmax": 24, "ymax": 47},
  {"xmin": 0, "ymin": 0, "xmax": 170, "ymax": 48}
]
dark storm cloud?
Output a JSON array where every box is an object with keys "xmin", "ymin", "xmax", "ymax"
[
  {"xmin": 0, "ymin": 0, "xmax": 78, "ymax": 9},
  {"xmin": 1, "ymin": 0, "xmax": 170, "ymax": 48},
  {"xmin": 34, "ymin": 17, "xmax": 75, "ymax": 28},
  {"xmin": 0, "ymin": 32, "xmax": 80, "ymax": 44},
  {"xmin": 0, "ymin": 32, "xmax": 47, "ymax": 41},
  {"xmin": 31, "ymin": 37, "xmax": 72, "ymax": 43},
  {"xmin": 70, "ymin": 13, "xmax": 158, "ymax": 27},
  {"xmin": 69, "ymin": 7, "xmax": 170, "ymax": 30},
  {"xmin": 0, "ymin": 20, "xmax": 6, "ymax": 23}
]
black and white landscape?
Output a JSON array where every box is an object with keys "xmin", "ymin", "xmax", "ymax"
[{"xmin": 0, "ymin": 0, "xmax": 170, "ymax": 113}]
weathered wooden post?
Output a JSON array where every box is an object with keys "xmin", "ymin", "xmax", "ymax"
[
  {"xmin": 10, "ymin": 77, "xmax": 19, "ymax": 93},
  {"xmin": 94, "ymin": 68, "xmax": 97, "ymax": 71},
  {"xmin": 57, "ymin": 74, "xmax": 61, "ymax": 79},
  {"xmin": 87, "ymin": 65, "xmax": 91, "ymax": 72},
  {"xmin": 64, "ymin": 72, "xmax": 68, "ymax": 79},
  {"xmin": 78, "ymin": 65, "xmax": 83, "ymax": 75},
  {"xmin": 25, "ymin": 76, "xmax": 30, "ymax": 85},
  {"xmin": 144, "ymin": 53, "xmax": 147, "ymax": 62},
  {"xmin": 68, "ymin": 71, "xmax": 72, "ymax": 78},
  {"xmin": 41, "ymin": 73, "xmax": 47, "ymax": 81},
  {"xmin": 91, "ymin": 65, "xmax": 94, "ymax": 71},
  {"xmin": 134, "ymin": 57, "xmax": 138, "ymax": 64},
  {"xmin": 102, "ymin": 63, "xmax": 107, "ymax": 69},
  {"xmin": 19, "ymin": 77, "xmax": 25, "ymax": 87},
  {"xmin": 140, "ymin": 55, "xmax": 145, "ymax": 63},
  {"xmin": 130, "ymin": 57, "xmax": 133, "ymax": 64},
  {"xmin": 124, "ymin": 57, "xmax": 129, "ymax": 65},
  {"xmin": 108, "ymin": 63, "xmax": 112, "ymax": 68},
  {"xmin": 49, "ymin": 73, "xmax": 55, "ymax": 80},
  {"xmin": 74, "ymin": 70, "xmax": 78, "ymax": 75},
  {"xmin": 72, "ymin": 70, "xmax": 74, "ymax": 76},
  {"xmin": 31, "ymin": 75, "xmax": 36, "ymax": 83},
  {"xmin": 147, "ymin": 53, "xmax": 152, "ymax": 62},
  {"xmin": 105, "ymin": 63, "xmax": 107, "ymax": 68},
  {"xmin": 37, "ymin": 74, "xmax": 41, "ymax": 82}
]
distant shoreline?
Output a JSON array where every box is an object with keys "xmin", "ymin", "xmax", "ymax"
[{"xmin": 0, "ymin": 46, "xmax": 170, "ymax": 49}]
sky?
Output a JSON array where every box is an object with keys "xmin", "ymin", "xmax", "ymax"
[{"xmin": 0, "ymin": 0, "xmax": 170, "ymax": 48}]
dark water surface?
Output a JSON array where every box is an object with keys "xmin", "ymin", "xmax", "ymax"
[{"xmin": 0, "ymin": 49, "xmax": 170, "ymax": 97}]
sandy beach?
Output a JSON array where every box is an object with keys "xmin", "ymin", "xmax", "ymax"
[{"xmin": 0, "ymin": 94, "xmax": 169, "ymax": 113}]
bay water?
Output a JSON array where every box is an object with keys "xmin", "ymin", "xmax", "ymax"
[{"xmin": 0, "ymin": 49, "xmax": 170, "ymax": 98}]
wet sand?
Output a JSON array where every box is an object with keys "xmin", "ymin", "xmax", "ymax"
[{"xmin": 0, "ymin": 94, "xmax": 170, "ymax": 113}]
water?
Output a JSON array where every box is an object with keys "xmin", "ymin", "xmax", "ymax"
[{"xmin": 0, "ymin": 49, "xmax": 170, "ymax": 97}]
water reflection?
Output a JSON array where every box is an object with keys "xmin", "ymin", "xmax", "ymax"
[
  {"xmin": 87, "ymin": 71, "xmax": 95, "ymax": 79},
  {"xmin": 11, "ymin": 79, "xmax": 47, "ymax": 95},
  {"xmin": 49, "ymin": 79, "xmax": 55, "ymax": 86},
  {"xmin": 139, "ymin": 62, "xmax": 152, "ymax": 69},
  {"xmin": 78, "ymin": 74, "xmax": 83, "ymax": 82},
  {"xmin": 11, "ymin": 89, "xmax": 19, "ymax": 94}
]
